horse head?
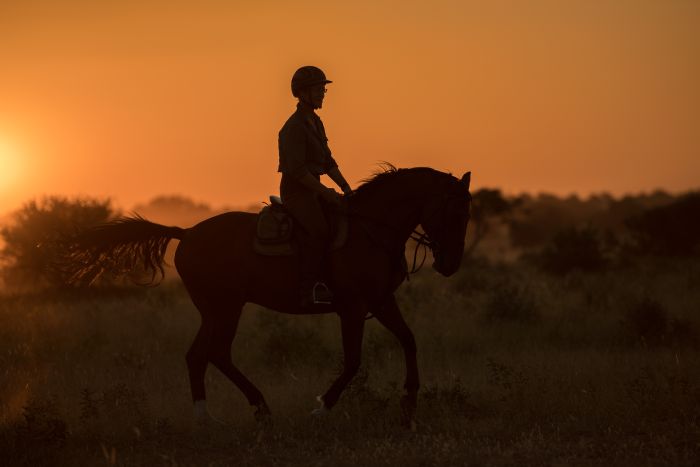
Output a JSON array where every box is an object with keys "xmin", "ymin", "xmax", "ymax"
[{"xmin": 420, "ymin": 171, "xmax": 472, "ymax": 277}]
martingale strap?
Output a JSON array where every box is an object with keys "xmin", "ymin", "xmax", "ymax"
[
  {"xmin": 407, "ymin": 230, "xmax": 434, "ymax": 277},
  {"xmin": 347, "ymin": 192, "xmax": 457, "ymax": 280},
  {"xmin": 348, "ymin": 205, "xmax": 438, "ymax": 280}
]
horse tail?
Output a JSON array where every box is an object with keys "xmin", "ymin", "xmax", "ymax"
[{"xmin": 59, "ymin": 215, "xmax": 186, "ymax": 286}]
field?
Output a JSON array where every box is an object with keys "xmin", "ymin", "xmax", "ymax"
[{"xmin": 1, "ymin": 258, "xmax": 699, "ymax": 466}]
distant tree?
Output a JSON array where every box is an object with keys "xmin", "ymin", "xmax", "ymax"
[
  {"xmin": 132, "ymin": 195, "xmax": 215, "ymax": 225},
  {"xmin": 625, "ymin": 192, "xmax": 700, "ymax": 257},
  {"xmin": 465, "ymin": 188, "xmax": 511, "ymax": 257},
  {"xmin": 506, "ymin": 194, "xmax": 575, "ymax": 249},
  {"xmin": 0, "ymin": 197, "xmax": 116, "ymax": 289},
  {"xmin": 534, "ymin": 225, "xmax": 609, "ymax": 274}
]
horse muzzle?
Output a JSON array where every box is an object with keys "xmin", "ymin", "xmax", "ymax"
[{"xmin": 432, "ymin": 255, "xmax": 460, "ymax": 277}]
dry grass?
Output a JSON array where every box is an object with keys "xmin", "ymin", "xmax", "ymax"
[{"xmin": 1, "ymin": 258, "xmax": 699, "ymax": 466}]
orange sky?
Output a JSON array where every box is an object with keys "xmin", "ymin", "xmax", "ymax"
[{"xmin": 1, "ymin": 0, "xmax": 698, "ymax": 215}]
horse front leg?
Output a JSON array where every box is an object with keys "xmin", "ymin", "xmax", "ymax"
[
  {"xmin": 374, "ymin": 295, "xmax": 419, "ymax": 430},
  {"xmin": 315, "ymin": 305, "xmax": 366, "ymax": 413}
]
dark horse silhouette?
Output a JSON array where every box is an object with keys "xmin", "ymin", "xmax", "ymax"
[{"xmin": 63, "ymin": 166, "xmax": 472, "ymax": 427}]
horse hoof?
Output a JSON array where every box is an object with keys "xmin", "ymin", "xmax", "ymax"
[
  {"xmin": 311, "ymin": 395, "xmax": 329, "ymax": 417},
  {"xmin": 311, "ymin": 406, "xmax": 329, "ymax": 416},
  {"xmin": 399, "ymin": 395, "xmax": 417, "ymax": 432},
  {"xmin": 254, "ymin": 404, "xmax": 273, "ymax": 427}
]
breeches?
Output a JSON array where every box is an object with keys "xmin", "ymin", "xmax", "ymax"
[
  {"xmin": 280, "ymin": 188, "xmax": 330, "ymax": 242},
  {"xmin": 280, "ymin": 187, "xmax": 330, "ymax": 283}
]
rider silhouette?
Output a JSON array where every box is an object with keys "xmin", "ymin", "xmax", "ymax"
[{"xmin": 278, "ymin": 66, "xmax": 352, "ymax": 307}]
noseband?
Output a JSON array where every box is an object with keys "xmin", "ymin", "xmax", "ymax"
[
  {"xmin": 407, "ymin": 191, "xmax": 465, "ymax": 275},
  {"xmin": 407, "ymin": 230, "xmax": 435, "ymax": 275},
  {"xmin": 349, "ymin": 190, "xmax": 465, "ymax": 278}
]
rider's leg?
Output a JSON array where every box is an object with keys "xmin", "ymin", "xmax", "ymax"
[{"xmin": 282, "ymin": 193, "xmax": 332, "ymax": 305}]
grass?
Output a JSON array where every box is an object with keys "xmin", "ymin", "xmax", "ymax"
[{"xmin": 1, "ymin": 258, "xmax": 699, "ymax": 466}]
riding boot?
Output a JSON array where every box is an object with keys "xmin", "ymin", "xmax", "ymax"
[
  {"xmin": 299, "ymin": 240, "xmax": 333, "ymax": 308},
  {"xmin": 280, "ymin": 187, "xmax": 333, "ymax": 308}
]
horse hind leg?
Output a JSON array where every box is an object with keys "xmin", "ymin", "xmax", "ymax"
[
  {"xmin": 207, "ymin": 309, "xmax": 271, "ymax": 425},
  {"xmin": 185, "ymin": 324, "xmax": 212, "ymax": 421},
  {"xmin": 185, "ymin": 296, "xmax": 269, "ymax": 426}
]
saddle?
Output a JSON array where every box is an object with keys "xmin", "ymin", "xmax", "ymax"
[{"xmin": 253, "ymin": 196, "xmax": 349, "ymax": 256}]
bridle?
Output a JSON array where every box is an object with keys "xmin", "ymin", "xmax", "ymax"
[
  {"xmin": 346, "ymin": 190, "xmax": 467, "ymax": 279},
  {"xmin": 407, "ymin": 231, "xmax": 432, "ymax": 275},
  {"xmin": 344, "ymin": 189, "xmax": 468, "ymax": 322},
  {"xmin": 406, "ymin": 191, "xmax": 468, "ymax": 276}
]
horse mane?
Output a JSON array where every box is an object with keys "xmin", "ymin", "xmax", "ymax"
[{"xmin": 353, "ymin": 163, "xmax": 449, "ymax": 195}]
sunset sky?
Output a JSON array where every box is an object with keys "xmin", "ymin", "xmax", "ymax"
[{"xmin": 1, "ymin": 0, "xmax": 698, "ymax": 215}]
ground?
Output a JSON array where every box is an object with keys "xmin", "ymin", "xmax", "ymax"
[{"xmin": 1, "ymin": 258, "xmax": 699, "ymax": 466}]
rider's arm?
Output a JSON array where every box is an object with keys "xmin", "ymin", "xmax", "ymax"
[
  {"xmin": 297, "ymin": 171, "xmax": 330, "ymax": 195},
  {"xmin": 327, "ymin": 167, "xmax": 352, "ymax": 195},
  {"xmin": 297, "ymin": 172, "xmax": 342, "ymax": 205}
]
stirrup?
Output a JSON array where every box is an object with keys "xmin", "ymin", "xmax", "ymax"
[{"xmin": 312, "ymin": 282, "xmax": 333, "ymax": 305}]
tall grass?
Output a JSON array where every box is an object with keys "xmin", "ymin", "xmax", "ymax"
[{"xmin": 1, "ymin": 259, "xmax": 699, "ymax": 466}]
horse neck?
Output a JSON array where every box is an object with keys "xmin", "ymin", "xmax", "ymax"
[{"xmin": 351, "ymin": 173, "xmax": 434, "ymax": 246}]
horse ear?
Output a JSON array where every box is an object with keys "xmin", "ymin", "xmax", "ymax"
[{"xmin": 461, "ymin": 171, "xmax": 471, "ymax": 190}]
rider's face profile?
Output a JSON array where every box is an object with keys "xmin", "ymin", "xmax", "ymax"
[{"xmin": 303, "ymin": 84, "xmax": 327, "ymax": 109}]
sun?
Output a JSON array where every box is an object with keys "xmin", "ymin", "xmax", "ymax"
[{"xmin": 0, "ymin": 137, "xmax": 24, "ymax": 191}]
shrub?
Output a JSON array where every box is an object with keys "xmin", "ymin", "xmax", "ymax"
[
  {"xmin": 465, "ymin": 188, "xmax": 511, "ymax": 257},
  {"xmin": 0, "ymin": 196, "xmax": 116, "ymax": 290},
  {"xmin": 623, "ymin": 297, "xmax": 668, "ymax": 346},
  {"xmin": 625, "ymin": 192, "xmax": 700, "ymax": 257},
  {"xmin": 536, "ymin": 225, "xmax": 609, "ymax": 274},
  {"xmin": 18, "ymin": 397, "xmax": 68, "ymax": 446},
  {"xmin": 622, "ymin": 296, "xmax": 698, "ymax": 348}
]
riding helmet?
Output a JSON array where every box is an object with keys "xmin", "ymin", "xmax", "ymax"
[{"xmin": 291, "ymin": 66, "xmax": 332, "ymax": 97}]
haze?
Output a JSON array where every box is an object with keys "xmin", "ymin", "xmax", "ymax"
[{"xmin": 1, "ymin": 0, "xmax": 698, "ymax": 215}]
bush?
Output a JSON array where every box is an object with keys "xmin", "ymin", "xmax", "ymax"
[
  {"xmin": 466, "ymin": 189, "xmax": 511, "ymax": 256},
  {"xmin": 536, "ymin": 225, "xmax": 609, "ymax": 274},
  {"xmin": 623, "ymin": 297, "xmax": 698, "ymax": 348},
  {"xmin": 0, "ymin": 196, "xmax": 116, "ymax": 290},
  {"xmin": 625, "ymin": 192, "xmax": 700, "ymax": 257}
]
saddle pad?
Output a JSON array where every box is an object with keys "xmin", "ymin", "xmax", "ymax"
[
  {"xmin": 253, "ymin": 212, "xmax": 349, "ymax": 256},
  {"xmin": 256, "ymin": 205, "xmax": 292, "ymax": 244}
]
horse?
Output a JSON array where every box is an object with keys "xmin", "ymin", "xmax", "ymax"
[{"xmin": 62, "ymin": 166, "xmax": 472, "ymax": 428}]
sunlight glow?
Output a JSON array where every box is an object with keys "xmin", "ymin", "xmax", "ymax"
[{"xmin": 0, "ymin": 137, "xmax": 24, "ymax": 192}]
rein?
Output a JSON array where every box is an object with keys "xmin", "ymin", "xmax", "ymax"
[
  {"xmin": 407, "ymin": 231, "xmax": 434, "ymax": 276},
  {"xmin": 343, "ymin": 187, "xmax": 464, "ymax": 280},
  {"xmin": 343, "ymin": 203, "xmax": 436, "ymax": 279},
  {"xmin": 343, "ymin": 208, "xmax": 434, "ymax": 322}
]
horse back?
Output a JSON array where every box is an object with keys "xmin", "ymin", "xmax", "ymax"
[{"xmin": 174, "ymin": 211, "xmax": 257, "ymax": 272}]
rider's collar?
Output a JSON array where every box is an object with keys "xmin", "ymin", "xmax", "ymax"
[{"xmin": 296, "ymin": 101, "xmax": 318, "ymax": 116}]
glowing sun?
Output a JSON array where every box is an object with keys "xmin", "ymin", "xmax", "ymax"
[{"xmin": 0, "ymin": 137, "xmax": 24, "ymax": 190}]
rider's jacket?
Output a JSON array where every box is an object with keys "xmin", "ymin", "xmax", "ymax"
[{"xmin": 278, "ymin": 102, "xmax": 337, "ymax": 185}]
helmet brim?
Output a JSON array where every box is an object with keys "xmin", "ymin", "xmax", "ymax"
[
  {"xmin": 291, "ymin": 79, "xmax": 333, "ymax": 97},
  {"xmin": 310, "ymin": 79, "xmax": 332, "ymax": 86}
]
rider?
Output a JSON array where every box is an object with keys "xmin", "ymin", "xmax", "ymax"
[{"xmin": 278, "ymin": 65, "xmax": 352, "ymax": 307}]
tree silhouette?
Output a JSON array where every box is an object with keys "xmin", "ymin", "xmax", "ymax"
[
  {"xmin": 0, "ymin": 197, "xmax": 116, "ymax": 289},
  {"xmin": 535, "ymin": 225, "xmax": 609, "ymax": 274},
  {"xmin": 465, "ymin": 188, "xmax": 511, "ymax": 257},
  {"xmin": 132, "ymin": 195, "xmax": 216, "ymax": 226},
  {"xmin": 625, "ymin": 192, "xmax": 700, "ymax": 257}
]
